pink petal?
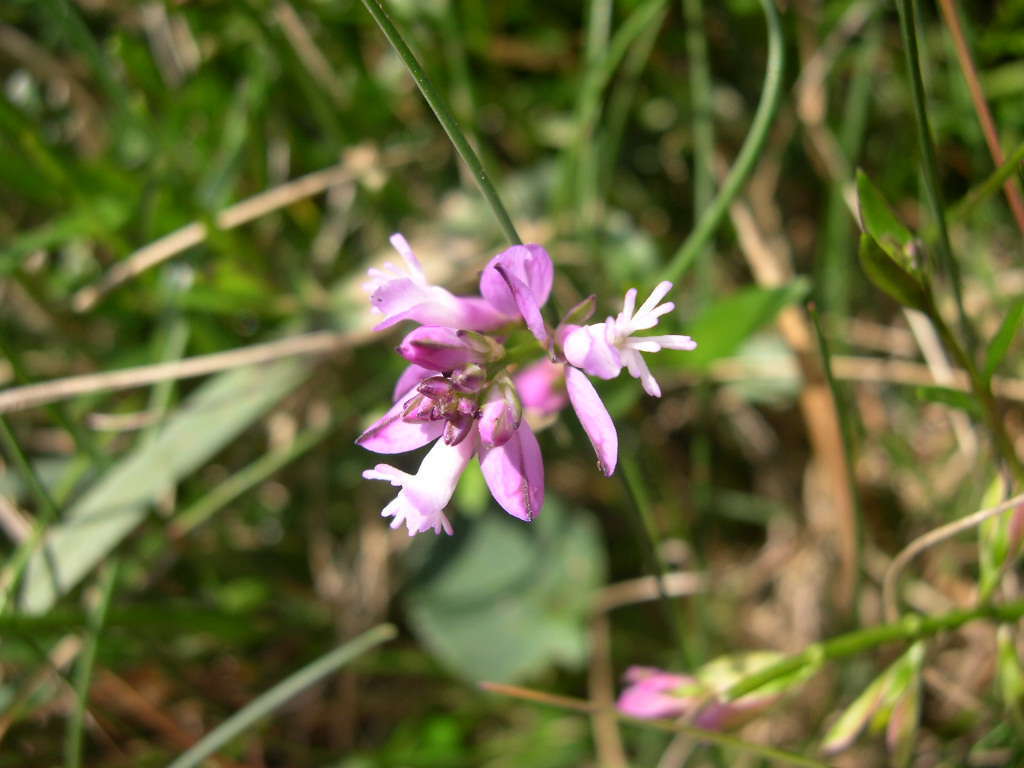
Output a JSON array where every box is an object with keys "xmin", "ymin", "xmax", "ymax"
[
  {"xmin": 373, "ymin": 296, "xmax": 508, "ymax": 333},
  {"xmin": 479, "ymin": 422, "xmax": 544, "ymax": 521},
  {"xmin": 393, "ymin": 364, "xmax": 434, "ymax": 402},
  {"xmin": 563, "ymin": 323, "xmax": 623, "ymax": 380},
  {"xmin": 356, "ymin": 396, "xmax": 445, "ymax": 454},
  {"xmin": 480, "ymin": 244, "xmax": 553, "ymax": 317},
  {"xmin": 617, "ymin": 667, "xmax": 694, "ymax": 720},
  {"xmin": 514, "ymin": 360, "xmax": 567, "ymax": 416},
  {"xmin": 565, "ymin": 366, "xmax": 617, "ymax": 476},
  {"xmin": 397, "ymin": 326, "xmax": 481, "ymax": 371},
  {"xmin": 495, "ymin": 265, "xmax": 549, "ymax": 345}
]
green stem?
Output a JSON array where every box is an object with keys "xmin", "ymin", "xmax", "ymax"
[
  {"xmin": 894, "ymin": 0, "xmax": 970, "ymax": 343},
  {"xmin": 0, "ymin": 416, "xmax": 60, "ymax": 521},
  {"xmin": 660, "ymin": 0, "xmax": 784, "ymax": 283},
  {"xmin": 64, "ymin": 560, "xmax": 119, "ymax": 768},
  {"xmin": 727, "ymin": 598, "xmax": 1024, "ymax": 700},
  {"xmin": 925, "ymin": 296, "xmax": 1024, "ymax": 484},
  {"xmin": 167, "ymin": 624, "xmax": 397, "ymax": 768},
  {"xmin": 359, "ymin": 0, "xmax": 521, "ymax": 246},
  {"xmin": 621, "ymin": 454, "xmax": 693, "ymax": 667},
  {"xmin": 683, "ymin": 0, "xmax": 715, "ymax": 306},
  {"xmin": 170, "ymin": 422, "xmax": 335, "ymax": 538},
  {"xmin": 949, "ymin": 139, "xmax": 1024, "ymax": 223}
]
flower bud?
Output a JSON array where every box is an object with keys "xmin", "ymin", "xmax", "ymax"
[
  {"xmin": 478, "ymin": 377, "xmax": 523, "ymax": 448},
  {"xmin": 456, "ymin": 330, "xmax": 505, "ymax": 362},
  {"xmin": 451, "ymin": 363, "xmax": 486, "ymax": 394},
  {"xmin": 443, "ymin": 411, "xmax": 475, "ymax": 446},
  {"xmin": 401, "ymin": 393, "xmax": 435, "ymax": 422},
  {"xmin": 398, "ymin": 326, "xmax": 483, "ymax": 371},
  {"xmin": 417, "ymin": 375, "xmax": 455, "ymax": 400}
]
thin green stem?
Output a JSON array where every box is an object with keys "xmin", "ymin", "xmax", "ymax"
[
  {"xmin": 359, "ymin": 0, "xmax": 521, "ymax": 246},
  {"xmin": 64, "ymin": 560, "xmax": 119, "ymax": 768},
  {"xmin": 894, "ymin": 0, "xmax": 970, "ymax": 343},
  {"xmin": 170, "ymin": 422, "xmax": 335, "ymax": 538},
  {"xmin": 949, "ymin": 139, "xmax": 1024, "ymax": 223},
  {"xmin": 925, "ymin": 296, "xmax": 1024, "ymax": 484},
  {"xmin": 683, "ymin": 0, "xmax": 715, "ymax": 306},
  {"xmin": 661, "ymin": 0, "xmax": 783, "ymax": 284},
  {"xmin": 621, "ymin": 454, "xmax": 693, "ymax": 667},
  {"xmin": 728, "ymin": 598, "xmax": 1024, "ymax": 700},
  {"xmin": 0, "ymin": 416, "xmax": 60, "ymax": 521},
  {"xmin": 482, "ymin": 682, "xmax": 830, "ymax": 768},
  {"xmin": 167, "ymin": 624, "xmax": 397, "ymax": 768}
]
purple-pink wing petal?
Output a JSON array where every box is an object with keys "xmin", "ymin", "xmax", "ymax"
[
  {"xmin": 356, "ymin": 396, "xmax": 444, "ymax": 454},
  {"xmin": 374, "ymin": 296, "xmax": 507, "ymax": 333},
  {"xmin": 479, "ymin": 422, "xmax": 545, "ymax": 521},
  {"xmin": 565, "ymin": 365, "xmax": 617, "ymax": 476},
  {"xmin": 495, "ymin": 265, "xmax": 549, "ymax": 345},
  {"xmin": 480, "ymin": 244, "xmax": 553, "ymax": 316}
]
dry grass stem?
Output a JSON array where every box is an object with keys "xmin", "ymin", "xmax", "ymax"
[
  {"xmin": 596, "ymin": 572, "xmax": 706, "ymax": 613},
  {"xmin": 882, "ymin": 491, "xmax": 1024, "ymax": 622},
  {"xmin": 0, "ymin": 330, "xmax": 369, "ymax": 414},
  {"xmin": 588, "ymin": 613, "xmax": 629, "ymax": 768},
  {"xmin": 727, "ymin": 191, "xmax": 858, "ymax": 612},
  {"xmin": 72, "ymin": 148, "xmax": 411, "ymax": 311}
]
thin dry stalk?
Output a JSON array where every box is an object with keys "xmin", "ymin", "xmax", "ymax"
[
  {"xmin": 0, "ymin": 330, "xmax": 368, "ymax": 414},
  {"xmin": 596, "ymin": 572, "xmax": 706, "ymax": 613},
  {"xmin": 588, "ymin": 613, "xmax": 629, "ymax": 768},
  {"xmin": 72, "ymin": 147, "xmax": 410, "ymax": 311},
  {"xmin": 274, "ymin": 2, "xmax": 347, "ymax": 107},
  {"xmin": 936, "ymin": 0, "xmax": 1024, "ymax": 236},
  {"xmin": 727, "ymin": 192, "xmax": 859, "ymax": 613},
  {"xmin": 882, "ymin": 491, "xmax": 1024, "ymax": 622}
]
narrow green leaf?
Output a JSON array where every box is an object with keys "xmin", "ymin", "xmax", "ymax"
[
  {"xmin": 681, "ymin": 280, "xmax": 810, "ymax": 370},
  {"xmin": 64, "ymin": 561, "xmax": 119, "ymax": 768},
  {"xmin": 19, "ymin": 359, "xmax": 311, "ymax": 614},
  {"xmin": 914, "ymin": 385, "xmax": 982, "ymax": 416},
  {"xmin": 856, "ymin": 169, "xmax": 914, "ymax": 256},
  {"xmin": 821, "ymin": 666, "xmax": 893, "ymax": 754},
  {"xmin": 857, "ymin": 234, "xmax": 930, "ymax": 311},
  {"xmin": 166, "ymin": 625, "xmax": 397, "ymax": 768},
  {"xmin": 984, "ymin": 298, "xmax": 1024, "ymax": 382}
]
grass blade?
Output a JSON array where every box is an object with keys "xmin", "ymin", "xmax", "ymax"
[
  {"xmin": 166, "ymin": 624, "xmax": 398, "ymax": 768},
  {"xmin": 359, "ymin": 0, "xmax": 521, "ymax": 246},
  {"xmin": 64, "ymin": 560, "xmax": 119, "ymax": 768},
  {"xmin": 660, "ymin": 0, "xmax": 785, "ymax": 283}
]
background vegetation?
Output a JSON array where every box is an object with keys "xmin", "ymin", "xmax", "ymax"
[{"xmin": 2, "ymin": 0, "xmax": 1024, "ymax": 765}]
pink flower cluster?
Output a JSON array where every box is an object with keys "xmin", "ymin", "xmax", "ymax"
[
  {"xmin": 357, "ymin": 235, "xmax": 696, "ymax": 535},
  {"xmin": 617, "ymin": 666, "xmax": 777, "ymax": 729}
]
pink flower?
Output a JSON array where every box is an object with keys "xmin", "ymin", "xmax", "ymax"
[
  {"xmin": 617, "ymin": 667, "xmax": 695, "ymax": 720},
  {"xmin": 617, "ymin": 660, "xmax": 788, "ymax": 730},
  {"xmin": 364, "ymin": 234, "xmax": 507, "ymax": 332},
  {"xmin": 362, "ymin": 434, "xmax": 476, "ymax": 535},
  {"xmin": 359, "ymin": 234, "xmax": 696, "ymax": 535},
  {"xmin": 563, "ymin": 281, "xmax": 697, "ymax": 397}
]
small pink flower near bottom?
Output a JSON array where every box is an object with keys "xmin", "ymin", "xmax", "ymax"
[{"xmin": 362, "ymin": 433, "xmax": 476, "ymax": 535}]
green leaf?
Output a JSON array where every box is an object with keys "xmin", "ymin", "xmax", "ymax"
[
  {"xmin": 680, "ymin": 280, "xmax": 809, "ymax": 370},
  {"xmin": 978, "ymin": 475, "xmax": 1021, "ymax": 602},
  {"xmin": 857, "ymin": 234, "xmax": 930, "ymax": 311},
  {"xmin": 18, "ymin": 358, "xmax": 311, "ymax": 614},
  {"xmin": 855, "ymin": 171, "xmax": 932, "ymax": 311},
  {"xmin": 856, "ymin": 169, "xmax": 914, "ymax": 256},
  {"xmin": 914, "ymin": 385, "xmax": 982, "ymax": 416},
  {"xmin": 984, "ymin": 298, "xmax": 1024, "ymax": 382},
  {"xmin": 404, "ymin": 498, "xmax": 604, "ymax": 683},
  {"xmin": 821, "ymin": 666, "xmax": 892, "ymax": 754}
]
